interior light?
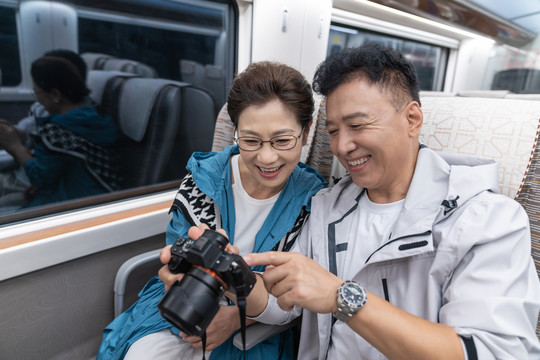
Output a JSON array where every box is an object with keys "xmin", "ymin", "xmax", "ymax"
[{"xmin": 355, "ymin": 0, "xmax": 496, "ymax": 43}]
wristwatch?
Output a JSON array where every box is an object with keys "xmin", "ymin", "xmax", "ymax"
[{"xmin": 333, "ymin": 280, "xmax": 367, "ymax": 322}]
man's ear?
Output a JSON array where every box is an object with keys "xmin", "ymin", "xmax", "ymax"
[
  {"xmin": 301, "ymin": 120, "xmax": 313, "ymax": 146},
  {"xmin": 406, "ymin": 101, "xmax": 423, "ymax": 138}
]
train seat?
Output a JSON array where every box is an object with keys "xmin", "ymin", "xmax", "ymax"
[
  {"xmin": 419, "ymin": 94, "xmax": 540, "ymax": 338},
  {"xmin": 102, "ymin": 58, "xmax": 158, "ymax": 78},
  {"xmin": 86, "ymin": 69, "xmax": 137, "ymax": 106},
  {"xmin": 420, "ymin": 95, "xmax": 540, "ymax": 199},
  {"xmin": 204, "ymin": 64, "xmax": 226, "ymax": 108},
  {"xmin": 179, "ymin": 59, "xmax": 205, "ymax": 86},
  {"xmin": 211, "ymin": 103, "xmax": 236, "ymax": 153},
  {"xmin": 81, "ymin": 52, "xmax": 114, "ymax": 70},
  {"xmin": 180, "ymin": 59, "xmax": 226, "ymax": 110}
]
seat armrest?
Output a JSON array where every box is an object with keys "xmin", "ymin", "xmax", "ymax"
[
  {"xmin": 232, "ymin": 317, "xmax": 301, "ymax": 351},
  {"xmin": 113, "ymin": 248, "xmax": 161, "ymax": 317}
]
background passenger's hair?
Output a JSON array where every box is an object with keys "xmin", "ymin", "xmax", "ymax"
[
  {"xmin": 31, "ymin": 56, "xmax": 90, "ymax": 104},
  {"xmin": 227, "ymin": 61, "xmax": 314, "ymax": 130},
  {"xmin": 313, "ymin": 42, "xmax": 421, "ymax": 110},
  {"xmin": 44, "ymin": 49, "xmax": 88, "ymax": 80}
]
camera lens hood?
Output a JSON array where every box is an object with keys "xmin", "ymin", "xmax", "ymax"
[{"xmin": 158, "ymin": 267, "xmax": 223, "ymax": 336}]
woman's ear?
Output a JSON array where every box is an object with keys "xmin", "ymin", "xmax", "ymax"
[
  {"xmin": 50, "ymin": 88, "xmax": 63, "ymax": 103},
  {"xmin": 301, "ymin": 120, "xmax": 312, "ymax": 146}
]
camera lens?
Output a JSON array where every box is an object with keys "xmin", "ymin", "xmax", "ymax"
[{"xmin": 158, "ymin": 267, "xmax": 223, "ymax": 337}]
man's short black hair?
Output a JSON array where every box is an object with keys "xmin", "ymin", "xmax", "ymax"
[{"xmin": 313, "ymin": 43, "xmax": 421, "ymax": 109}]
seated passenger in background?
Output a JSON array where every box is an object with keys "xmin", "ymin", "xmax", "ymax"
[
  {"xmin": 98, "ymin": 61, "xmax": 327, "ymax": 360},
  {"xmin": 0, "ymin": 55, "xmax": 118, "ymax": 209},
  {"xmin": 10, "ymin": 49, "xmax": 94, "ymax": 150}
]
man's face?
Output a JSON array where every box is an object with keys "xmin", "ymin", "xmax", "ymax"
[{"xmin": 325, "ymin": 79, "xmax": 420, "ymax": 203}]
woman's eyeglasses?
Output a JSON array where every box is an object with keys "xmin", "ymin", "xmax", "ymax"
[{"xmin": 235, "ymin": 133, "xmax": 302, "ymax": 151}]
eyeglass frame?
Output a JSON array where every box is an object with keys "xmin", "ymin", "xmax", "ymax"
[{"xmin": 234, "ymin": 132, "xmax": 303, "ymax": 152}]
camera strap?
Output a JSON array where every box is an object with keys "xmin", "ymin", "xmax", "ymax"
[
  {"xmin": 232, "ymin": 265, "xmax": 249, "ymax": 360},
  {"xmin": 201, "ymin": 332, "xmax": 207, "ymax": 360}
]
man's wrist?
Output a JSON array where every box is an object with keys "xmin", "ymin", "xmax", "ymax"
[{"xmin": 333, "ymin": 280, "xmax": 368, "ymax": 322}]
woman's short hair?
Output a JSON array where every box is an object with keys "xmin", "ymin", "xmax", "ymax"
[
  {"xmin": 31, "ymin": 56, "xmax": 90, "ymax": 104},
  {"xmin": 227, "ymin": 61, "xmax": 314, "ymax": 130}
]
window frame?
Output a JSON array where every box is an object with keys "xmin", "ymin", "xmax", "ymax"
[
  {"xmin": 331, "ymin": 8, "xmax": 458, "ymax": 93},
  {"xmin": 0, "ymin": 0, "xmax": 238, "ymax": 230}
]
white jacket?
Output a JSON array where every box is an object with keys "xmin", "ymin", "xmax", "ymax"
[{"xmin": 255, "ymin": 147, "xmax": 540, "ymax": 359}]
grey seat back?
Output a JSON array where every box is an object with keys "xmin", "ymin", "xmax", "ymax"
[
  {"xmin": 99, "ymin": 77, "xmax": 216, "ymax": 189},
  {"xmin": 86, "ymin": 70, "xmax": 137, "ymax": 106},
  {"xmin": 103, "ymin": 59, "xmax": 158, "ymax": 78},
  {"xmin": 81, "ymin": 52, "xmax": 114, "ymax": 70}
]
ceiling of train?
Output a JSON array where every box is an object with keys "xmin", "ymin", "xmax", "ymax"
[
  {"xmin": 467, "ymin": 0, "xmax": 540, "ymax": 34},
  {"xmin": 369, "ymin": 0, "xmax": 539, "ymax": 47}
]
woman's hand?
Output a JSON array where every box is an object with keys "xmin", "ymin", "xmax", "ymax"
[
  {"xmin": 0, "ymin": 119, "xmax": 32, "ymax": 165},
  {"xmin": 158, "ymin": 244, "xmax": 184, "ymax": 291},
  {"xmin": 159, "ymin": 225, "xmax": 233, "ymax": 292},
  {"xmin": 180, "ymin": 305, "xmax": 245, "ymax": 351},
  {"xmin": 0, "ymin": 120, "xmax": 23, "ymax": 152}
]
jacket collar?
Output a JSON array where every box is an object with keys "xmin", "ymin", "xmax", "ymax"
[
  {"xmin": 328, "ymin": 147, "xmax": 499, "ymax": 265},
  {"xmin": 187, "ymin": 145, "xmax": 326, "ymax": 253}
]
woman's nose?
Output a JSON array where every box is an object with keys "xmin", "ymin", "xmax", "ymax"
[{"xmin": 257, "ymin": 142, "xmax": 279, "ymax": 164}]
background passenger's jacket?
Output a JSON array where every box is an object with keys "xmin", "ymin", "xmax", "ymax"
[
  {"xmin": 255, "ymin": 146, "xmax": 540, "ymax": 359},
  {"xmin": 98, "ymin": 145, "xmax": 326, "ymax": 360},
  {"xmin": 24, "ymin": 106, "xmax": 117, "ymax": 206}
]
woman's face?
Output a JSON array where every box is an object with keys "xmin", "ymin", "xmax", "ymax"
[
  {"xmin": 32, "ymin": 83, "xmax": 60, "ymax": 114},
  {"xmin": 236, "ymin": 99, "xmax": 309, "ymax": 199}
]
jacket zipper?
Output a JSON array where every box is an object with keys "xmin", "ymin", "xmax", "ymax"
[
  {"xmin": 364, "ymin": 230, "xmax": 433, "ymax": 264},
  {"xmin": 382, "ymin": 278, "xmax": 390, "ymax": 302}
]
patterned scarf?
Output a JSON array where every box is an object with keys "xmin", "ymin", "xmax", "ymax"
[
  {"xmin": 35, "ymin": 122, "xmax": 121, "ymax": 192},
  {"xmin": 170, "ymin": 172, "xmax": 309, "ymax": 252}
]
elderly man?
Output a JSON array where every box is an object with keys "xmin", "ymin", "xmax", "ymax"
[{"xmin": 168, "ymin": 43, "xmax": 540, "ymax": 359}]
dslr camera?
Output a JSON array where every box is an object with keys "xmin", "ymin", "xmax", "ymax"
[{"xmin": 158, "ymin": 229, "xmax": 256, "ymax": 337}]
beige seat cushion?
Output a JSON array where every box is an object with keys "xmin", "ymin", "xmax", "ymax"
[{"xmin": 420, "ymin": 96, "xmax": 540, "ymax": 199}]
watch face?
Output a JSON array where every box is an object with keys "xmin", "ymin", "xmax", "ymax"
[{"xmin": 343, "ymin": 283, "xmax": 365, "ymax": 306}]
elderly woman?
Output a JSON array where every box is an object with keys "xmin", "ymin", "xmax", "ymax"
[
  {"xmin": 0, "ymin": 56, "xmax": 118, "ymax": 208},
  {"xmin": 98, "ymin": 61, "xmax": 326, "ymax": 360}
]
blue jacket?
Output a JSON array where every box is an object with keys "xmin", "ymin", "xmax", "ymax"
[
  {"xmin": 24, "ymin": 106, "xmax": 116, "ymax": 206},
  {"xmin": 98, "ymin": 145, "xmax": 326, "ymax": 359}
]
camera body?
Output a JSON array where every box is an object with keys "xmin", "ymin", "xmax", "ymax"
[{"xmin": 158, "ymin": 229, "xmax": 256, "ymax": 337}]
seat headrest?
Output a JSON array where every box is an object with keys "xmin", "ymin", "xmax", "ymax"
[
  {"xmin": 118, "ymin": 78, "xmax": 190, "ymax": 142},
  {"xmin": 87, "ymin": 70, "xmax": 137, "ymax": 105},
  {"xmin": 81, "ymin": 52, "xmax": 113, "ymax": 69},
  {"xmin": 205, "ymin": 65, "xmax": 222, "ymax": 79}
]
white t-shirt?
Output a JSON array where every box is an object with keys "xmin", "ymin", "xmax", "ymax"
[
  {"xmin": 328, "ymin": 193, "xmax": 404, "ymax": 359},
  {"xmin": 231, "ymin": 155, "xmax": 280, "ymax": 255}
]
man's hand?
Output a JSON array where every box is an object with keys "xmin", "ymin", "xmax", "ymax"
[
  {"xmin": 180, "ymin": 305, "xmax": 245, "ymax": 351},
  {"xmin": 243, "ymin": 251, "xmax": 343, "ymax": 314}
]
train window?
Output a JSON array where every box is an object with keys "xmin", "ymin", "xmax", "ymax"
[
  {"xmin": 328, "ymin": 24, "xmax": 448, "ymax": 91},
  {"xmin": 0, "ymin": 6, "xmax": 22, "ymax": 87},
  {"xmin": 485, "ymin": 44, "xmax": 540, "ymax": 94},
  {"xmin": 0, "ymin": 0, "xmax": 235, "ymax": 225}
]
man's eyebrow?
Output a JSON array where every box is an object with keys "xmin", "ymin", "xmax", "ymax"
[
  {"xmin": 342, "ymin": 111, "xmax": 370, "ymax": 121},
  {"xmin": 326, "ymin": 111, "xmax": 370, "ymax": 125}
]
